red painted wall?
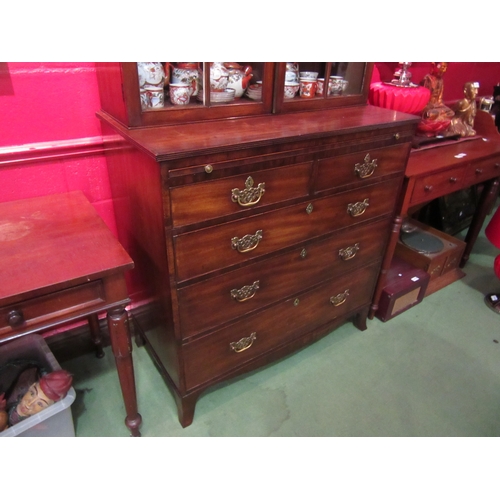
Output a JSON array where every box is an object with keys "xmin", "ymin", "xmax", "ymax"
[
  {"xmin": 1, "ymin": 61, "xmax": 499, "ymax": 303},
  {"xmin": 0, "ymin": 62, "xmax": 116, "ymax": 233},
  {"xmin": 373, "ymin": 62, "xmax": 500, "ymax": 103}
]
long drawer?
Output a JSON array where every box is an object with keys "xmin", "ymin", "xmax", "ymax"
[
  {"xmin": 463, "ymin": 155, "xmax": 500, "ymax": 185},
  {"xmin": 170, "ymin": 162, "xmax": 312, "ymax": 227},
  {"xmin": 174, "ymin": 177, "xmax": 400, "ymax": 282},
  {"xmin": 177, "ymin": 217, "xmax": 390, "ymax": 338},
  {"xmin": 315, "ymin": 143, "xmax": 409, "ymax": 193},
  {"xmin": 0, "ymin": 281, "xmax": 105, "ymax": 336},
  {"xmin": 410, "ymin": 165, "xmax": 467, "ymax": 205},
  {"xmin": 182, "ymin": 262, "xmax": 380, "ymax": 390}
]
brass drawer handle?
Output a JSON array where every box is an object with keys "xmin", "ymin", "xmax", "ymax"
[
  {"xmin": 230, "ymin": 281, "xmax": 260, "ymax": 302},
  {"xmin": 330, "ymin": 289, "xmax": 350, "ymax": 307},
  {"xmin": 339, "ymin": 243, "xmax": 360, "ymax": 261},
  {"xmin": 424, "ymin": 185, "xmax": 433, "ymax": 192},
  {"xmin": 8, "ymin": 309, "xmax": 24, "ymax": 327},
  {"xmin": 230, "ymin": 332, "xmax": 257, "ymax": 353},
  {"xmin": 306, "ymin": 203, "xmax": 314, "ymax": 215},
  {"xmin": 354, "ymin": 154, "xmax": 378, "ymax": 179},
  {"xmin": 475, "ymin": 168, "xmax": 483, "ymax": 175},
  {"xmin": 449, "ymin": 177, "xmax": 458, "ymax": 183},
  {"xmin": 347, "ymin": 198, "xmax": 369, "ymax": 217},
  {"xmin": 204, "ymin": 164, "xmax": 214, "ymax": 174},
  {"xmin": 231, "ymin": 176, "xmax": 266, "ymax": 207},
  {"xmin": 231, "ymin": 230, "xmax": 263, "ymax": 253}
]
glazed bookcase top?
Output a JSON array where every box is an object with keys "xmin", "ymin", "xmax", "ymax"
[{"xmin": 96, "ymin": 62, "xmax": 373, "ymax": 128}]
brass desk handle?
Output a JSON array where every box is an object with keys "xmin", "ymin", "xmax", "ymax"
[
  {"xmin": 230, "ymin": 281, "xmax": 260, "ymax": 302},
  {"xmin": 8, "ymin": 309, "xmax": 24, "ymax": 327},
  {"xmin": 424, "ymin": 185, "xmax": 433, "ymax": 192},
  {"xmin": 330, "ymin": 289, "xmax": 350, "ymax": 307},
  {"xmin": 230, "ymin": 332, "xmax": 257, "ymax": 353},
  {"xmin": 231, "ymin": 230, "xmax": 263, "ymax": 253},
  {"xmin": 475, "ymin": 168, "xmax": 483, "ymax": 175},
  {"xmin": 347, "ymin": 198, "xmax": 369, "ymax": 217},
  {"xmin": 449, "ymin": 177, "xmax": 458, "ymax": 183},
  {"xmin": 354, "ymin": 154, "xmax": 378, "ymax": 179},
  {"xmin": 231, "ymin": 176, "xmax": 266, "ymax": 207},
  {"xmin": 339, "ymin": 243, "xmax": 360, "ymax": 261}
]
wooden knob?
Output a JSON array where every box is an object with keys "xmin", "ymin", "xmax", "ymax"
[{"xmin": 8, "ymin": 310, "xmax": 24, "ymax": 327}]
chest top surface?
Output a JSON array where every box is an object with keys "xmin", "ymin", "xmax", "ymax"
[{"xmin": 98, "ymin": 105, "xmax": 420, "ymax": 162}]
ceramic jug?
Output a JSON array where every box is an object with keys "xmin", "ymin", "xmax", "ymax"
[
  {"xmin": 285, "ymin": 62, "xmax": 299, "ymax": 83},
  {"xmin": 168, "ymin": 62, "xmax": 200, "ymax": 97},
  {"xmin": 224, "ymin": 63, "xmax": 253, "ymax": 98},
  {"xmin": 137, "ymin": 62, "xmax": 166, "ymax": 109},
  {"xmin": 210, "ymin": 62, "xmax": 229, "ymax": 92}
]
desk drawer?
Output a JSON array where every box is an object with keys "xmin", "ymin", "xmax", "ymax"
[
  {"xmin": 315, "ymin": 143, "xmax": 408, "ymax": 193},
  {"xmin": 0, "ymin": 281, "xmax": 105, "ymax": 336},
  {"xmin": 170, "ymin": 162, "xmax": 312, "ymax": 227},
  {"xmin": 174, "ymin": 178, "xmax": 400, "ymax": 281},
  {"xmin": 182, "ymin": 262, "xmax": 379, "ymax": 390},
  {"xmin": 463, "ymin": 156, "xmax": 500, "ymax": 185},
  {"xmin": 177, "ymin": 217, "xmax": 389, "ymax": 337},
  {"xmin": 410, "ymin": 166, "xmax": 467, "ymax": 205}
]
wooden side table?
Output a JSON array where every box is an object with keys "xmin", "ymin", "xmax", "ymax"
[
  {"xmin": 0, "ymin": 191, "xmax": 142, "ymax": 436},
  {"xmin": 370, "ymin": 111, "xmax": 500, "ymax": 319}
]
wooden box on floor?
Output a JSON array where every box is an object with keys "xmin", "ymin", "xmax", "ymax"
[
  {"xmin": 376, "ymin": 257, "xmax": 430, "ymax": 322},
  {"xmin": 395, "ymin": 219, "xmax": 466, "ymax": 296}
]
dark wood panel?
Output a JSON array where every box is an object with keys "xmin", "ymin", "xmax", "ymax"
[
  {"xmin": 174, "ymin": 178, "xmax": 401, "ymax": 282},
  {"xmin": 182, "ymin": 262, "xmax": 380, "ymax": 390},
  {"xmin": 170, "ymin": 162, "xmax": 312, "ymax": 227},
  {"xmin": 315, "ymin": 143, "xmax": 409, "ymax": 193},
  {"xmin": 177, "ymin": 217, "xmax": 390, "ymax": 337}
]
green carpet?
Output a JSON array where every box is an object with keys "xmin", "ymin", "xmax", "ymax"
[{"xmin": 57, "ymin": 209, "xmax": 500, "ymax": 438}]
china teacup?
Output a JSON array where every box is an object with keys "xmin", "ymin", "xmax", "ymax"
[
  {"xmin": 299, "ymin": 71, "xmax": 318, "ymax": 80},
  {"xmin": 170, "ymin": 83, "xmax": 191, "ymax": 105},
  {"xmin": 299, "ymin": 78, "xmax": 317, "ymax": 98},
  {"xmin": 284, "ymin": 82, "xmax": 300, "ymax": 99},
  {"xmin": 329, "ymin": 76, "xmax": 348, "ymax": 95}
]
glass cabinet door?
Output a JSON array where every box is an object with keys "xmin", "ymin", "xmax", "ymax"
[
  {"xmin": 273, "ymin": 62, "xmax": 373, "ymax": 113},
  {"xmin": 123, "ymin": 62, "xmax": 275, "ymax": 127}
]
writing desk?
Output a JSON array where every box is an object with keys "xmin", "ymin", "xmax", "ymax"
[
  {"xmin": 0, "ymin": 191, "xmax": 142, "ymax": 436},
  {"xmin": 370, "ymin": 111, "xmax": 500, "ymax": 319}
]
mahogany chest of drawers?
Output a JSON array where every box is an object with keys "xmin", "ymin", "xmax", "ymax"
[{"xmin": 97, "ymin": 106, "xmax": 418, "ymax": 427}]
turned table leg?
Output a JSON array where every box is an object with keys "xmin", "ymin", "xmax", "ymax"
[
  {"xmin": 107, "ymin": 305, "xmax": 142, "ymax": 437},
  {"xmin": 461, "ymin": 177, "xmax": 500, "ymax": 268},
  {"xmin": 88, "ymin": 313, "xmax": 105, "ymax": 359}
]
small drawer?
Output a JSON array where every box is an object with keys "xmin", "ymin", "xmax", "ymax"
[
  {"xmin": 463, "ymin": 156, "xmax": 500, "ymax": 185},
  {"xmin": 177, "ymin": 217, "xmax": 390, "ymax": 337},
  {"xmin": 174, "ymin": 177, "xmax": 400, "ymax": 282},
  {"xmin": 315, "ymin": 143, "xmax": 409, "ymax": 193},
  {"xmin": 170, "ymin": 162, "xmax": 312, "ymax": 227},
  {"xmin": 410, "ymin": 166, "xmax": 466, "ymax": 205},
  {"xmin": 182, "ymin": 262, "xmax": 379, "ymax": 390},
  {"xmin": 0, "ymin": 281, "xmax": 105, "ymax": 336}
]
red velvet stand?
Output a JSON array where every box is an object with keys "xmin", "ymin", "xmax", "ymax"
[{"xmin": 485, "ymin": 206, "xmax": 500, "ymax": 313}]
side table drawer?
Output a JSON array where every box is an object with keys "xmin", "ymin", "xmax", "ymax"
[
  {"xmin": 463, "ymin": 156, "xmax": 500, "ymax": 185},
  {"xmin": 182, "ymin": 262, "xmax": 379, "ymax": 390},
  {"xmin": 410, "ymin": 166, "xmax": 466, "ymax": 205},
  {"xmin": 0, "ymin": 280, "xmax": 105, "ymax": 336},
  {"xmin": 170, "ymin": 162, "xmax": 312, "ymax": 227}
]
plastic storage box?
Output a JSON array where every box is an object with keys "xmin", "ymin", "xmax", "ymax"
[{"xmin": 0, "ymin": 335, "xmax": 76, "ymax": 437}]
